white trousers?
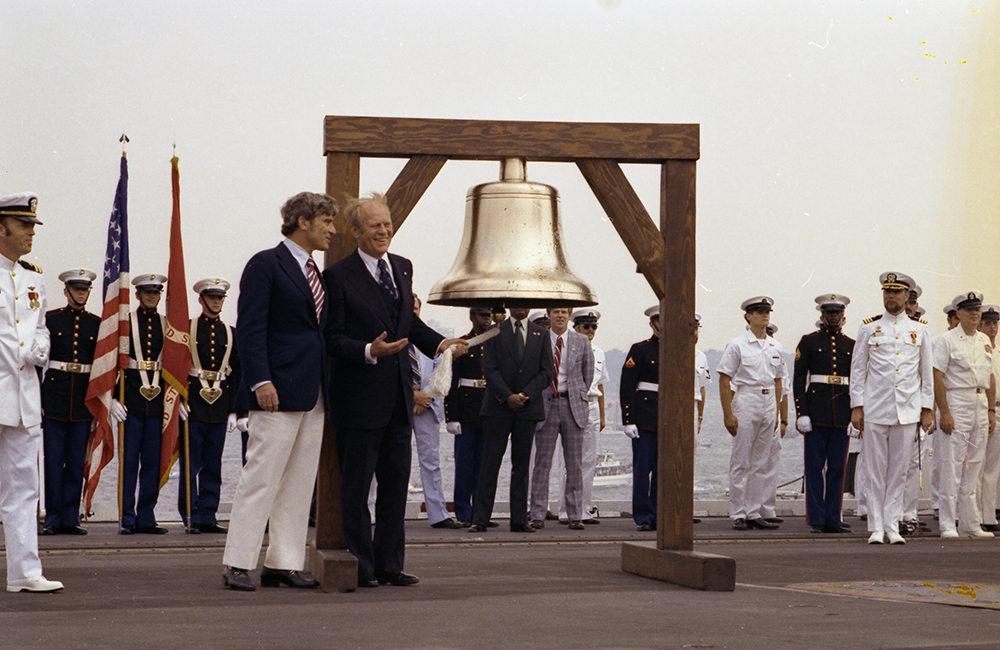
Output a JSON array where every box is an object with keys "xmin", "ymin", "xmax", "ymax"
[
  {"xmin": 223, "ymin": 396, "xmax": 325, "ymax": 571},
  {"xmin": 980, "ymin": 427, "xmax": 1000, "ymax": 525},
  {"xmin": 856, "ymin": 445, "xmax": 868, "ymax": 516},
  {"xmin": 902, "ymin": 424, "xmax": 928, "ymax": 520},
  {"xmin": 758, "ymin": 423, "xmax": 782, "ymax": 520},
  {"xmin": 863, "ymin": 421, "xmax": 914, "ymax": 534},
  {"xmin": 729, "ymin": 392, "xmax": 776, "ymax": 521},
  {"xmin": 931, "ymin": 421, "xmax": 946, "ymax": 511},
  {"xmin": 412, "ymin": 412, "xmax": 449, "ymax": 525},
  {"xmin": 559, "ymin": 400, "xmax": 600, "ymax": 519},
  {"xmin": 0, "ymin": 422, "xmax": 43, "ymax": 581},
  {"xmin": 938, "ymin": 391, "xmax": 988, "ymax": 532}
]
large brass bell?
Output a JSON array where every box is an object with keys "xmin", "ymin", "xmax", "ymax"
[{"xmin": 428, "ymin": 158, "xmax": 597, "ymax": 309}]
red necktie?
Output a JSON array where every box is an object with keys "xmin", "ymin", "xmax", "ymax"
[
  {"xmin": 306, "ymin": 258, "xmax": 324, "ymax": 322},
  {"xmin": 551, "ymin": 335, "xmax": 563, "ymax": 396}
]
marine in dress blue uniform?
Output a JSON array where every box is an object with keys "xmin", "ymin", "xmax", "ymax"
[
  {"xmin": 179, "ymin": 278, "xmax": 242, "ymax": 534},
  {"xmin": 118, "ymin": 273, "xmax": 169, "ymax": 535},
  {"xmin": 793, "ymin": 293, "xmax": 853, "ymax": 534},
  {"xmin": 41, "ymin": 268, "xmax": 99, "ymax": 535},
  {"xmin": 620, "ymin": 305, "xmax": 661, "ymax": 531},
  {"xmin": 444, "ymin": 307, "xmax": 493, "ymax": 526}
]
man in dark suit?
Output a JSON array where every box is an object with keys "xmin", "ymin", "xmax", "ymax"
[
  {"xmin": 221, "ymin": 191, "xmax": 338, "ymax": 592},
  {"xmin": 324, "ymin": 192, "xmax": 466, "ymax": 588},
  {"xmin": 470, "ymin": 307, "xmax": 553, "ymax": 533}
]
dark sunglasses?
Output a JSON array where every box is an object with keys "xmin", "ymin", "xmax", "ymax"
[{"xmin": 579, "ymin": 323, "xmax": 598, "ymax": 331}]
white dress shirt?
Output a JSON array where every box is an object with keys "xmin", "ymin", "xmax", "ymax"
[{"xmin": 716, "ymin": 330, "xmax": 787, "ymax": 388}]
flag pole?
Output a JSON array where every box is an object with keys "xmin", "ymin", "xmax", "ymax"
[
  {"xmin": 183, "ymin": 404, "xmax": 192, "ymax": 532},
  {"xmin": 117, "ymin": 370, "xmax": 125, "ymax": 528}
]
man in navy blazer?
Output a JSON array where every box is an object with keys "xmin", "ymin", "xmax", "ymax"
[
  {"xmin": 221, "ymin": 192, "xmax": 338, "ymax": 592},
  {"xmin": 470, "ymin": 307, "xmax": 553, "ymax": 533},
  {"xmin": 324, "ymin": 192, "xmax": 466, "ymax": 588}
]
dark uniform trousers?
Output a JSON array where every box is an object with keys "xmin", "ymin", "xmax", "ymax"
[
  {"xmin": 444, "ymin": 330, "xmax": 486, "ymax": 523},
  {"xmin": 41, "ymin": 307, "xmax": 99, "ymax": 527},
  {"xmin": 121, "ymin": 308, "xmax": 165, "ymax": 529},
  {"xmin": 179, "ymin": 316, "xmax": 241, "ymax": 527},
  {"xmin": 793, "ymin": 328, "xmax": 854, "ymax": 529},
  {"xmin": 620, "ymin": 335, "xmax": 659, "ymax": 528}
]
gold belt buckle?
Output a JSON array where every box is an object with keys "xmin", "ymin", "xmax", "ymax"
[
  {"xmin": 201, "ymin": 370, "xmax": 220, "ymax": 381},
  {"xmin": 828, "ymin": 376, "xmax": 844, "ymax": 385},
  {"xmin": 65, "ymin": 362, "xmax": 84, "ymax": 373},
  {"xmin": 761, "ymin": 388, "xmax": 771, "ymax": 395},
  {"xmin": 138, "ymin": 360, "xmax": 158, "ymax": 371},
  {"xmin": 475, "ymin": 379, "xmax": 486, "ymax": 388}
]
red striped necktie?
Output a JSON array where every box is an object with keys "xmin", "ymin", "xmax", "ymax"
[
  {"xmin": 306, "ymin": 257, "xmax": 324, "ymax": 321},
  {"xmin": 551, "ymin": 335, "xmax": 563, "ymax": 396}
]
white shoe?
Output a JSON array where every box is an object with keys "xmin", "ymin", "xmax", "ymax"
[
  {"xmin": 964, "ymin": 529, "xmax": 994, "ymax": 539},
  {"xmin": 940, "ymin": 529, "xmax": 961, "ymax": 539},
  {"xmin": 886, "ymin": 530, "xmax": 906, "ymax": 545},
  {"xmin": 867, "ymin": 531, "xmax": 885, "ymax": 544},
  {"xmin": 7, "ymin": 576, "xmax": 64, "ymax": 593}
]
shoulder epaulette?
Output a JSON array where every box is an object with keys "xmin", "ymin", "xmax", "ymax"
[
  {"xmin": 863, "ymin": 314, "xmax": 882, "ymax": 325},
  {"xmin": 909, "ymin": 315, "xmax": 927, "ymax": 324},
  {"xmin": 18, "ymin": 260, "xmax": 42, "ymax": 273}
]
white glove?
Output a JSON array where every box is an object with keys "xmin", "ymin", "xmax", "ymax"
[
  {"xmin": 446, "ymin": 422, "xmax": 461, "ymax": 436},
  {"xmin": 847, "ymin": 423, "xmax": 861, "ymax": 439},
  {"xmin": 227, "ymin": 413, "xmax": 238, "ymax": 434},
  {"xmin": 111, "ymin": 399, "xmax": 128, "ymax": 424},
  {"xmin": 797, "ymin": 416, "xmax": 812, "ymax": 433},
  {"xmin": 179, "ymin": 402, "xmax": 189, "ymax": 421},
  {"xmin": 623, "ymin": 424, "xmax": 639, "ymax": 439},
  {"xmin": 236, "ymin": 417, "xmax": 248, "ymax": 433},
  {"xmin": 917, "ymin": 428, "xmax": 928, "ymax": 443}
]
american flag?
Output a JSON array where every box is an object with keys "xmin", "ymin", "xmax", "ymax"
[
  {"xmin": 83, "ymin": 153, "xmax": 131, "ymax": 514},
  {"xmin": 159, "ymin": 156, "xmax": 191, "ymax": 487}
]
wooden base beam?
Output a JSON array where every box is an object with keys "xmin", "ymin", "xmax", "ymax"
[
  {"xmin": 309, "ymin": 544, "xmax": 358, "ymax": 593},
  {"xmin": 621, "ymin": 542, "xmax": 735, "ymax": 592}
]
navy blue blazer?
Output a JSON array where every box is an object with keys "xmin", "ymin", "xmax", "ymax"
[
  {"xmin": 480, "ymin": 318, "xmax": 553, "ymax": 422},
  {"xmin": 234, "ymin": 242, "xmax": 329, "ymax": 412},
  {"xmin": 324, "ymin": 250, "xmax": 444, "ymax": 430}
]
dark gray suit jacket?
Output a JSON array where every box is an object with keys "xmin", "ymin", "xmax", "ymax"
[{"xmin": 480, "ymin": 318, "xmax": 553, "ymax": 422}]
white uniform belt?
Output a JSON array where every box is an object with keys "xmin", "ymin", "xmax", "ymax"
[
  {"xmin": 810, "ymin": 374, "xmax": 849, "ymax": 386},
  {"xmin": 127, "ymin": 359, "xmax": 161, "ymax": 371},
  {"xmin": 946, "ymin": 386, "xmax": 986, "ymax": 393},
  {"xmin": 47, "ymin": 360, "xmax": 92, "ymax": 374},
  {"xmin": 735, "ymin": 386, "xmax": 773, "ymax": 395},
  {"xmin": 458, "ymin": 378, "xmax": 486, "ymax": 389},
  {"xmin": 189, "ymin": 368, "xmax": 228, "ymax": 381},
  {"xmin": 637, "ymin": 381, "xmax": 658, "ymax": 393}
]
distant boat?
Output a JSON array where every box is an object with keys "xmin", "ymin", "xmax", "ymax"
[{"xmin": 593, "ymin": 450, "xmax": 631, "ymax": 487}]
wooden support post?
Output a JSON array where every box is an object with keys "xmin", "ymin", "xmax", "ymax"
[{"xmin": 312, "ymin": 152, "xmax": 361, "ymax": 592}]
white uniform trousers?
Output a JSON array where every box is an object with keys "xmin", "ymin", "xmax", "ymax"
[
  {"xmin": 729, "ymin": 391, "xmax": 777, "ymax": 521},
  {"xmin": 412, "ymin": 411, "xmax": 449, "ymax": 525},
  {"xmin": 938, "ymin": 390, "xmax": 988, "ymax": 533},
  {"xmin": 863, "ymin": 422, "xmax": 914, "ymax": 534},
  {"xmin": 559, "ymin": 399, "xmax": 600, "ymax": 519},
  {"xmin": 855, "ymin": 444, "xmax": 868, "ymax": 517},
  {"xmin": 931, "ymin": 422, "xmax": 946, "ymax": 512},
  {"xmin": 758, "ymin": 424, "xmax": 782, "ymax": 520},
  {"xmin": 0, "ymin": 422, "xmax": 43, "ymax": 581},
  {"xmin": 902, "ymin": 425, "xmax": 929, "ymax": 521},
  {"xmin": 977, "ymin": 426, "xmax": 1000, "ymax": 526},
  {"xmin": 223, "ymin": 396, "xmax": 324, "ymax": 571}
]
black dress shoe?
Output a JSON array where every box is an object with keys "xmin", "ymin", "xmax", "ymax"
[
  {"xmin": 223, "ymin": 566, "xmax": 256, "ymax": 591},
  {"xmin": 260, "ymin": 567, "xmax": 319, "ymax": 589},
  {"xmin": 487, "ymin": 520, "xmax": 499, "ymax": 528},
  {"xmin": 810, "ymin": 525, "xmax": 824, "ymax": 533},
  {"xmin": 41, "ymin": 526, "xmax": 57, "ymax": 536},
  {"xmin": 746, "ymin": 518, "xmax": 779, "ymax": 530},
  {"xmin": 119, "ymin": 525, "xmax": 135, "ymax": 535},
  {"xmin": 430, "ymin": 518, "xmax": 463, "ymax": 529},
  {"xmin": 692, "ymin": 518, "xmax": 702, "ymax": 524},
  {"xmin": 637, "ymin": 523, "xmax": 653, "ymax": 531},
  {"xmin": 545, "ymin": 510, "xmax": 559, "ymax": 521},
  {"xmin": 135, "ymin": 525, "xmax": 169, "ymax": 535},
  {"xmin": 732, "ymin": 518, "xmax": 748, "ymax": 531},
  {"xmin": 529, "ymin": 519, "xmax": 544, "ymax": 529},
  {"xmin": 839, "ymin": 521, "xmax": 852, "ymax": 529},
  {"xmin": 823, "ymin": 526, "xmax": 848, "ymax": 533},
  {"xmin": 468, "ymin": 524, "xmax": 487, "ymax": 533},
  {"xmin": 357, "ymin": 576, "xmax": 379, "ymax": 588},
  {"xmin": 186, "ymin": 527, "xmax": 202, "ymax": 534},
  {"xmin": 199, "ymin": 523, "xmax": 228, "ymax": 534},
  {"xmin": 764, "ymin": 517, "xmax": 784, "ymax": 524},
  {"xmin": 510, "ymin": 523, "xmax": 537, "ymax": 533},
  {"xmin": 58, "ymin": 525, "xmax": 88, "ymax": 535},
  {"xmin": 377, "ymin": 572, "xmax": 420, "ymax": 586},
  {"xmin": 568, "ymin": 520, "xmax": 585, "ymax": 530},
  {"xmin": 456, "ymin": 520, "xmax": 471, "ymax": 527},
  {"xmin": 582, "ymin": 518, "xmax": 601, "ymax": 525},
  {"xmin": 983, "ymin": 523, "xmax": 1000, "ymax": 532}
]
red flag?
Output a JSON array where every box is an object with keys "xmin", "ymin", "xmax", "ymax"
[
  {"xmin": 159, "ymin": 156, "xmax": 191, "ymax": 487},
  {"xmin": 83, "ymin": 153, "xmax": 131, "ymax": 515}
]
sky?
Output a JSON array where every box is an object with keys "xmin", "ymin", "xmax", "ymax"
[{"xmin": 3, "ymin": 0, "xmax": 998, "ymax": 355}]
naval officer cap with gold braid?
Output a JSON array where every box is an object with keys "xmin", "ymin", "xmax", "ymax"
[
  {"xmin": 0, "ymin": 192, "xmax": 43, "ymax": 225},
  {"xmin": 879, "ymin": 271, "xmax": 915, "ymax": 291}
]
